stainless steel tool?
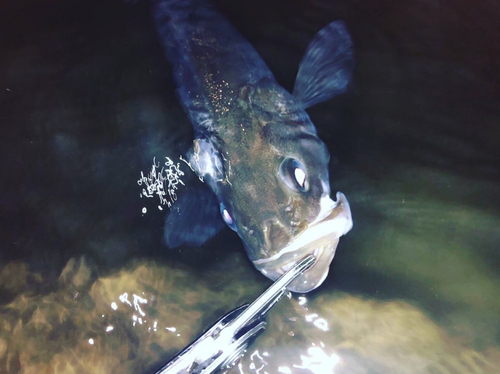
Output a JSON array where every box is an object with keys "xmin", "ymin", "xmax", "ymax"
[{"xmin": 153, "ymin": 254, "xmax": 316, "ymax": 374}]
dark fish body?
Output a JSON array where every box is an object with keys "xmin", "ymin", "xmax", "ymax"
[{"xmin": 154, "ymin": 0, "xmax": 354, "ymax": 292}]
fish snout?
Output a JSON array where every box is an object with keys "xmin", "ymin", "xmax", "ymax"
[
  {"xmin": 253, "ymin": 191, "xmax": 353, "ymax": 293},
  {"xmin": 326, "ymin": 191, "xmax": 353, "ymax": 236}
]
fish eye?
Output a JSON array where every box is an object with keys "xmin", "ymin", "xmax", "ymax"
[
  {"xmin": 220, "ymin": 203, "xmax": 237, "ymax": 231},
  {"xmin": 279, "ymin": 158, "xmax": 309, "ymax": 192}
]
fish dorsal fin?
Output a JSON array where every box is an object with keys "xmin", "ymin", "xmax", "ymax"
[
  {"xmin": 163, "ymin": 183, "xmax": 225, "ymax": 248},
  {"xmin": 293, "ymin": 21, "xmax": 354, "ymax": 109}
]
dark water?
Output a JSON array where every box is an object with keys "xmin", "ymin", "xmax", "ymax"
[{"xmin": 1, "ymin": 0, "xmax": 499, "ymax": 372}]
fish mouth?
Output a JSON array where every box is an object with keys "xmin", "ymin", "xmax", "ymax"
[{"xmin": 252, "ymin": 192, "xmax": 352, "ymax": 293}]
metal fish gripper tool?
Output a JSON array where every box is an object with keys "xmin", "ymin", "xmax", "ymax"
[{"xmin": 153, "ymin": 254, "xmax": 316, "ymax": 374}]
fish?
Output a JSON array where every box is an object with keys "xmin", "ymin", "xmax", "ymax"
[{"xmin": 154, "ymin": 0, "xmax": 354, "ymax": 292}]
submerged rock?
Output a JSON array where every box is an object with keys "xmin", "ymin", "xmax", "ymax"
[
  {"xmin": 235, "ymin": 294, "xmax": 500, "ymax": 373},
  {"xmin": 0, "ymin": 256, "xmax": 498, "ymax": 373}
]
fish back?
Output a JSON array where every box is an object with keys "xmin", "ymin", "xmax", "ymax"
[{"xmin": 153, "ymin": 0, "xmax": 275, "ymax": 131}]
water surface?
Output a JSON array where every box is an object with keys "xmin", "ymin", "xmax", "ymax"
[{"xmin": 0, "ymin": 0, "xmax": 499, "ymax": 372}]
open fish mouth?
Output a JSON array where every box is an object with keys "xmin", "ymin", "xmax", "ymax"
[{"xmin": 252, "ymin": 192, "xmax": 352, "ymax": 293}]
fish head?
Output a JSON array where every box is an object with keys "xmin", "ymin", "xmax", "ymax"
[{"xmin": 214, "ymin": 83, "xmax": 353, "ymax": 293}]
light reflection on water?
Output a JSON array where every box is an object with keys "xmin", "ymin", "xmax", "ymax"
[
  {"xmin": 0, "ymin": 254, "xmax": 264, "ymax": 372},
  {"xmin": 233, "ymin": 291, "xmax": 500, "ymax": 373},
  {"xmin": 0, "ymin": 247, "xmax": 499, "ymax": 372},
  {"xmin": 87, "ymin": 289, "xmax": 186, "ymax": 351},
  {"xmin": 240, "ymin": 335, "xmax": 341, "ymax": 373}
]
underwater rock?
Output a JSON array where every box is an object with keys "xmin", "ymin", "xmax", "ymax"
[
  {"xmin": 0, "ymin": 262, "xmax": 43, "ymax": 297},
  {"xmin": 0, "ymin": 256, "xmax": 498, "ymax": 373},
  {"xmin": 235, "ymin": 294, "xmax": 500, "ymax": 374},
  {"xmin": 0, "ymin": 256, "xmax": 261, "ymax": 373},
  {"xmin": 58, "ymin": 256, "xmax": 95, "ymax": 290}
]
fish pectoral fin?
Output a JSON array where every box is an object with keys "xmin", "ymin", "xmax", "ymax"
[
  {"xmin": 188, "ymin": 137, "xmax": 225, "ymax": 184},
  {"xmin": 293, "ymin": 21, "xmax": 354, "ymax": 109},
  {"xmin": 163, "ymin": 184, "xmax": 225, "ymax": 248}
]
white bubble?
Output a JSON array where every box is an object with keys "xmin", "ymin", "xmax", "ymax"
[
  {"xmin": 142, "ymin": 207, "xmax": 147, "ymax": 214},
  {"xmin": 88, "ymin": 338, "xmax": 94, "ymax": 345}
]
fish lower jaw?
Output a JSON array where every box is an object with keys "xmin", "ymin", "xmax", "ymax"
[
  {"xmin": 253, "ymin": 191, "xmax": 352, "ymax": 292},
  {"xmin": 278, "ymin": 245, "xmax": 325, "ymax": 275},
  {"xmin": 253, "ymin": 191, "xmax": 352, "ymax": 269},
  {"xmin": 256, "ymin": 237, "xmax": 340, "ymax": 293}
]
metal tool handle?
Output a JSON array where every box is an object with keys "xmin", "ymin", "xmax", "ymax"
[
  {"xmin": 153, "ymin": 305, "xmax": 248, "ymax": 374},
  {"xmin": 219, "ymin": 254, "xmax": 316, "ymax": 341},
  {"xmin": 153, "ymin": 255, "xmax": 316, "ymax": 374}
]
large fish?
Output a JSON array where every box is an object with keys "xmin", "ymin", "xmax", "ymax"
[{"xmin": 154, "ymin": 0, "xmax": 353, "ymax": 292}]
